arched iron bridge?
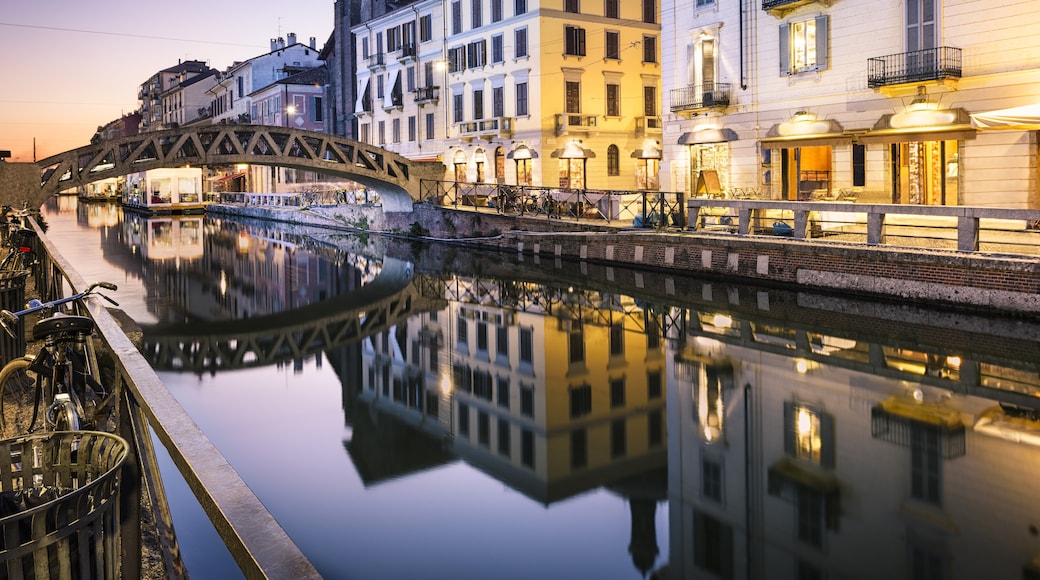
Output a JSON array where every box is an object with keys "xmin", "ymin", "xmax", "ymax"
[{"xmin": 33, "ymin": 126, "xmax": 444, "ymax": 210}]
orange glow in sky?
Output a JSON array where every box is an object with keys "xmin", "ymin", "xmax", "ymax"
[{"xmin": 0, "ymin": 1, "xmax": 332, "ymax": 162}]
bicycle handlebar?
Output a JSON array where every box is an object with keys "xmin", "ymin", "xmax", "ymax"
[{"xmin": 0, "ymin": 282, "xmax": 119, "ymax": 339}]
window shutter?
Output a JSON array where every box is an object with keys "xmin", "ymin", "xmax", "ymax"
[
  {"xmin": 783, "ymin": 400, "xmax": 795, "ymax": 456},
  {"xmin": 778, "ymin": 23, "xmax": 790, "ymax": 76},
  {"xmin": 815, "ymin": 15, "xmax": 829, "ymax": 70},
  {"xmin": 686, "ymin": 43, "xmax": 696, "ymax": 86},
  {"xmin": 819, "ymin": 411, "xmax": 835, "ymax": 468}
]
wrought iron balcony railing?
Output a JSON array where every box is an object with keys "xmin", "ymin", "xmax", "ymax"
[
  {"xmin": 398, "ymin": 44, "xmax": 417, "ymax": 61},
  {"xmin": 412, "ymin": 86, "xmax": 440, "ymax": 104},
  {"xmin": 867, "ymin": 46, "xmax": 962, "ymax": 88},
  {"xmin": 553, "ymin": 113, "xmax": 598, "ymax": 136},
  {"xmin": 367, "ymin": 53, "xmax": 386, "ymax": 70},
  {"xmin": 669, "ymin": 83, "xmax": 732, "ymax": 114},
  {"xmin": 457, "ymin": 117, "xmax": 513, "ymax": 139}
]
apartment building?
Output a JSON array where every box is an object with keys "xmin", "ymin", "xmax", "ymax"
[
  {"xmin": 352, "ymin": 0, "xmax": 448, "ymax": 162},
  {"xmin": 137, "ymin": 60, "xmax": 213, "ymax": 132},
  {"xmin": 661, "ymin": 0, "xmax": 1040, "ymax": 208},
  {"xmin": 161, "ymin": 69, "xmax": 219, "ymax": 128}
]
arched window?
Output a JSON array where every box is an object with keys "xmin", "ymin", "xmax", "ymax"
[{"xmin": 607, "ymin": 144, "xmax": 620, "ymax": 176}]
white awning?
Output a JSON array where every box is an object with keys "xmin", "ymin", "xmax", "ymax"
[{"xmin": 970, "ymin": 104, "xmax": 1040, "ymax": 130}]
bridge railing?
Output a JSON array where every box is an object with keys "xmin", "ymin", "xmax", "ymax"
[
  {"xmin": 419, "ymin": 180, "xmax": 686, "ymax": 227},
  {"xmin": 685, "ymin": 198, "xmax": 1040, "ymax": 255},
  {"xmin": 28, "ymin": 218, "xmax": 321, "ymax": 579}
]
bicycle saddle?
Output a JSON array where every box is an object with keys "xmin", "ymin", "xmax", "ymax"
[{"xmin": 32, "ymin": 314, "xmax": 94, "ymax": 341}]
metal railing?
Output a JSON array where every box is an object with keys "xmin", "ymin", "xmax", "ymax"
[
  {"xmin": 867, "ymin": 46, "xmax": 962, "ymax": 88},
  {"xmin": 419, "ymin": 180, "xmax": 686, "ymax": 228},
  {"xmin": 669, "ymin": 83, "xmax": 733, "ymax": 113},
  {"xmin": 686, "ymin": 198, "xmax": 1040, "ymax": 256},
  {"xmin": 28, "ymin": 217, "xmax": 321, "ymax": 579}
]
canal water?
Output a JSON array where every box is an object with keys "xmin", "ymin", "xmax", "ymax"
[{"xmin": 39, "ymin": 197, "xmax": 1040, "ymax": 580}]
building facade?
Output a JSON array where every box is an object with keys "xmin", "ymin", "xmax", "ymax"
[
  {"xmin": 661, "ymin": 0, "xmax": 1040, "ymax": 208},
  {"xmin": 137, "ymin": 60, "xmax": 213, "ymax": 132}
]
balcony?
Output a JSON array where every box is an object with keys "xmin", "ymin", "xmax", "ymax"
[
  {"xmin": 554, "ymin": 114, "xmax": 598, "ymax": 137},
  {"xmin": 762, "ymin": 0, "xmax": 825, "ymax": 18},
  {"xmin": 398, "ymin": 44, "xmax": 417, "ymax": 63},
  {"xmin": 867, "ymin": 47, "xmax": 962, "ymax": 92},
  {"xmin": 636, "ymin": 116, "xmax": 662, "ymax": 137},
  {"xmin": 669, "ymin": 83, "xmax": 732, "ymax": 118},
  {"xmin": 367, "ymin": 52, "xmax": 386, "ymax": 70},
  {"xmin": 413, "ymin": 86, "xmax": 440, "ymax": 105},
  {"xmin": 457, "ymin": 117, "xmax": 513, "ymax": 141}
]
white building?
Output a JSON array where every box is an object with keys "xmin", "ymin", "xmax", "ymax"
[{"xmin": 661, "ymin": 0, "xmax": 1040, "ymax": 209}]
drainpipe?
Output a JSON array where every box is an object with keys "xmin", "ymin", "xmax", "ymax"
[{"xmin": 740, "ymin": 0, "xmax": 748, "ymax": 90}]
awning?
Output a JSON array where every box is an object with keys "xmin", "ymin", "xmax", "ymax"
[
  {"xmin": 550, "ymin": 146, "xmax": 596, "ymax": 159},
  {"xmin": 630, "ymin": 148, "xmax": 662, "ymax": 159},
  {"xmin": 760, "ymin": 118, "xmax": 850, "ymax": 149},
  {"xmin": 506, "ymin": 145, "xmax": 539, "ymax": 160},
  {"xmin": 970, "ymin": 103, "xmax": 1040, "ymax": 130},
  {"xmin": 679, "ymin": 127, "xmax": 738, "ymax": 145},
  {"xmin": 860, "ymin": 108, "xmax": 976, "ymax": 144}
]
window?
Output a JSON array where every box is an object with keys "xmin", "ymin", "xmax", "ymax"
[
  {"xmin": 312, "ymin": 96, "xmax": 323, "ymax": 122},
  {"xmin": 478, "ymin": 411, "xmax": 490, "ymax": 446},
  {"xmin": 497, "ymin": 376, "xmax": 510, "ymax": 408},
  {"xmin": 571, "ymin": 429, "xmax": 587, "ymax": 468},
  {"xmin": 605, "ymin": 0, "xmax": 619, "ymax": 18},
  {"xmin": 610, "ymin": 377, "xmax": 625, "ymax": 407},
  {"xmin": 644, "ymin": 85, "xmax": 657, "ymax": 116},
  {"xmin": 424, "ymin": 61, "xmax": 435, "ymax": 86},
  {"xmin": 377, "ymin": 120, "xmax": 385, "ymax": 145},
  {"xmin": 611, "ymin": 419, "xmax": 627, "ymax": 458},
  {"xmin": 406, "ymin": 67, "xmax": 415, "ymax": 92},
  {"xmin": 648, "ymin": 370, "xmax": 662, "ymax": 399},
  {"xmin": 425, "ymin": 112, "xmax": 435, "ymax": 139},
  {"xmin": 496, "ymin": 325, "xmax": 508, "ymax": 358},
  {"xmin": 493, "ymin": 86, "xmax": 504, "ymax": 117},
  {"xmin": 702, "ymin": 457, "xmax": 723, "ymax": 502},
  {"xmin": 906, "ymin": 0, "xmax": 937, "ymax": 52},
  {"xmin": 392, "ymin": 118, "xmax": 401, "ymax": 143},
  {"xmin": 477, "ymin": 319, "xmax": 488, "ymax": 351},
  {"xmin": 498, "ymin": 419, "xmax": 511, "ymax": 456},
  {"xmin": 420, "ymin": 14, "xmax": 433, "ymax": 42},
  {"xmin": 521, "ymin": 385, "xmax": 534, "ymax": 417},
  {"xmin": 376, "ymin": 75, "xmax": 385, "ymax": 99},
  {"xmin": 387, "ymin": 26, "xmax": 399, "ymax": 52},
  {"xmin": 472, "ymin": 0, "xmax": 482, "ymax": 28},
  {"xmin": 649, "ymin": 410, "xmax": 663, "ymax": 446},
  {"xmin": 521, "ymin": 429, "xmax": 534, "ymax": 467},
  {"xmin": 780, "ymin": 16, "xmax": 828, "ymax": 75},
  {"xmin": 796, "ymin": 488, "xmax": 824, "ymax": 547},
  {"xmin": 606, "ymin": 83, "xmax": 620, "ymax": 116},
  {"xmin": 468, "ymin": 40, "xmax": 487, "ymax": 68},
  {"xmin": 570, "ymin": 384, "xmax": 592, "ymax": 418},
  {"xmin": 473, "ymin": 89, "xmax": 484, "ymax": 119},
  {"xmin": 515, "ymin": 82, "xmax": 528, "ymax": 116},
  {"xmin": 408, "ymin": 116, "xmax": 416, "ymax": 141},
  {"xmin": 515, "ymin": 28, "xmax": 528, "ymax": 58},
  {"xmin": 607, "ymin": 144, "xmax": 620, "ymax": 175},
  {"xmin": 362, "ymin": 37, "xmax": 369, "ymax": 59},
  {"xmin": 697, "ymin": 0, "xmax": 715, "ymax": 6},
  {"xmin": 565, "ymin": 26, "xmax": 586, "ymax": 56},
  {"xmin": 566, "ymin": 81, "xmax": 581, "ymax": 114},
  {"xmin": 515, "ymin": 0, "xmax": 527, "ymax": 15},
  {"xmin": 459, "ymin": 402, "xmax": 470, "ymax": 436},
  {"xmin": 643, "ymin": 35, "xmax": 657, "ymax": 63},
  {"xmin": 783, "ymin": 402, "xmax": 835, "ymax": 467},
  {"xmin": 453, "ymin": 92, "xmax": 464, "ymax": 123},
  {"xmin": 492, "ymin": 0, "xmax": 503, "ymax": 22},
  {"xmin": 643, "ymin": 0, "xmax": 656, "ymax": 23},
  {"xmin": 448, "ymin": 45, "xmax": 466, "ymax": 72},
  {"xmin": 519, "ymin": 326, "xmax": 533, "ymax": 363},
  {"xmin": 565, "ymin": 0, "xmax": 580, "ymax": 13},
  {"xmin": 605, "ymin": 31, "xmax": 620, "ymax": 59},
  {"xmin": 911, "ymin": 424, "xmax": 942, "ymax": 504},
  {"xmin": 492, "ymin": 34, "xmax": 504, "ymax": 63},
  {"xmin": 567, "ymin": 320, "xmax": 584, "ymax": 364},
  {"xmin": 451, "ymin": 1, "xmax": 462, "ymax": 35}
]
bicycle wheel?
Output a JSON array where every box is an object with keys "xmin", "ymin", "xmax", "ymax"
[
  {"xmin": 0, "ymin": 356, "xmax": 42, "ymax": 437},
  {"xmin": 47, "ymin": 395, "xmax": 79, "ymax": 431}
]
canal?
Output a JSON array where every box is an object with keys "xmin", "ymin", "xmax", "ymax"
[{"xmin": 38, "ymin": 196, "xmax": 1040, "ymax": 579}]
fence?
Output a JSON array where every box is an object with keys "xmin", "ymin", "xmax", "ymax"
[
  {"xmin": 419, "ymin": 180, "xmax": 686, "ymax": 228},
  {"xmin": 27, "ymin": 218, "xmax": 320, "ymax": 579}
]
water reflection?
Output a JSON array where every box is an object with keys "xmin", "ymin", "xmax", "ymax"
[{"xmin": 41, "ymin": 198, "xmax": 1040, "ymax": 579}]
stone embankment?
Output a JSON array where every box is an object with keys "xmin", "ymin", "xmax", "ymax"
[{"xmin": 207, "ymin": 203, "xmax": 1040, "ymax": 316}]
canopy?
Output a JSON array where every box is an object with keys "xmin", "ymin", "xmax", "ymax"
[{"xmin": 970, "ymin": 103, "xmax": 1040, "ymax": 130}]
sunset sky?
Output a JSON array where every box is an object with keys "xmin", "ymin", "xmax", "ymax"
[{"xmin": 0, "ymin": 0, "xmax": 333, "ymax": 162}]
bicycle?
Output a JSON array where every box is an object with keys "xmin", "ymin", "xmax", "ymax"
[{"xmin": 0, "ymin": 281, "xmax": 119, "ymax": 438}]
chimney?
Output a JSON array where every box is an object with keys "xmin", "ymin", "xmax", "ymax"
[
  {"xmin": 309, "ymin": 36, "xmax": 316, "ymax": 49},
  {"xmin": 287, "ymin": 32, "xmax": 297, "ymax": 46},
  {"xmin": 270, "ymin": 38, "xmax": 278, "ymax": 51}
]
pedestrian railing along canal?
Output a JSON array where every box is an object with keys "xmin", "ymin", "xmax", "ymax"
[
  {"xmin": 27, "ymin": 218, "xmax": 320, "ymax": 579},
  {"xmin": 685, "ymin": 198, "xmax": 1040, "ymax": 256},
  {"xmin": 419, "ymin": 180, "xmax": 686, "ymax": 227}
]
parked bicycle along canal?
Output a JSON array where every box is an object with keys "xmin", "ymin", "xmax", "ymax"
[{"xmin": 38, "ymin": 196, "xmax": 1040, "ymax": 579}]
